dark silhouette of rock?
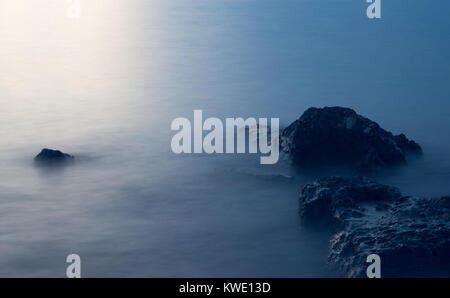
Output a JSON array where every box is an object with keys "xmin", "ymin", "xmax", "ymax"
[
  {"xmin": 34, "ymin": 148, "xmax": 74, "ymax": 165},
  {"xmin": 300, "ymin": 177, "xmax": 450, "ymax": 277},
  {"xmin": 281, "ymin": 107, "xmax": 422, "ymax": 172}
]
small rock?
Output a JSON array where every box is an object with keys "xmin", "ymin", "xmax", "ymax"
[{"xmin": 34, "ymin": 148, "xmax": 74, "ymax": 165}]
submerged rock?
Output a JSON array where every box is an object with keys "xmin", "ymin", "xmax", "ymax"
[
  {"xmin": 300, "ymin": 177, "xmax": 450, "ymax": 277},
  {"xmin": 281, "ymin": 107, "xmax": 421, "ymax": 172},
  {"xmin": 34, "ymin": 148, "xmax": 74, "ymax": 165}
]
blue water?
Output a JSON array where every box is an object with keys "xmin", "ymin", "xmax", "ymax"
[{"xmin": 0, "ymin": 0, "xmax": 449, "ymax": 277}]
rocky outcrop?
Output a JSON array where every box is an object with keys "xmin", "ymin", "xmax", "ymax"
[
  {"xmin": 34, "ymin": 148, "xmax": 74, "ymax": 165},
  {"xmin": 300, "ymin": 177, "xmax": 450, "ymax": 277},
  {"xmin": 300, "ymin": 177, "xmax": 403, "ymax": 227},
  {"xmin": 281, "ymin": 107, "xmax": 421, "ymax": 172}
]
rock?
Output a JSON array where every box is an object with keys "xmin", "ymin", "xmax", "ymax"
[
  {"xmin": 34, "ymin": 148, "xmax": 74, "ymax": 165},
  {"xmin": 281, "ymin": 107, "xmax": 422, "ymax": 172},
  {"xmin": 300, "ymin": 177, "xmax": 403, "ymax": 227},
  {"xmin": 300, "ymin": 177, "xmax": 450, "ymax": 277}
]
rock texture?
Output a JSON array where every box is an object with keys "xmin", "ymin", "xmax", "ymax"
[
  {"xmin": 300, "ymin": 177, "xmax": 403, "ymax": 226},
  {"xmin": 281, "ymin": 107, "xmax": 421, "ymax": 172},
  {"xmin": 34, "ymin": 148, "xmax": 74, "ymax": 165},
  {"xmin": 300, "ymin": 177, "xmax": 450, "ymax": 277}
]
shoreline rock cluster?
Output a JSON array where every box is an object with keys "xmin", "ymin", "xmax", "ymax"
[
  {"xmin": 283, "ymin": 107, "xmax": 448, "ymax": 277},
  {"xmin": 300, "ymin": 177, "xmax": 450, "ymax": 277}
]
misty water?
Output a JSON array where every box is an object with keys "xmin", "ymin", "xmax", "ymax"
[{"xmin": 0, "ymin": 0, "xmax": 449, "ymax": 277}]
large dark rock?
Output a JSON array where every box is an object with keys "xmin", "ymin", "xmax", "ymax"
[
  {"xmin": 34, "ymin": 148, "xmax": 74, "ymax": 165},
  {"xmin": 300, "ymin": 177, "xmax": 450, "ymax": 277},
  {"xmin": 281, "ymin": 107, "xmax": 421, "ymax": 171}
]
